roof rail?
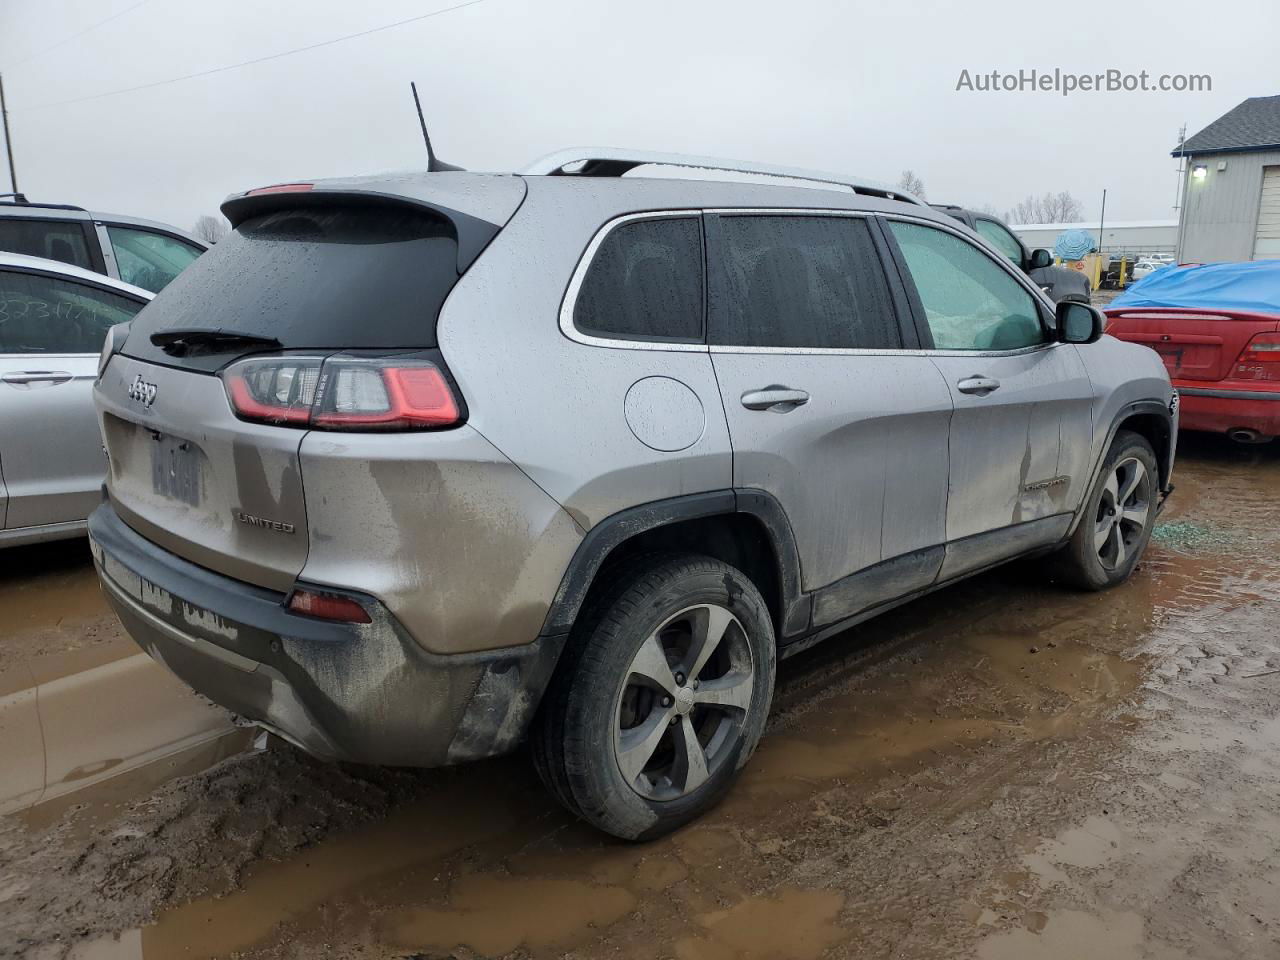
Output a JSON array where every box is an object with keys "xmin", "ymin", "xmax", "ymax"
[
  {"xmin": 0, "ymin": 195, "xmax": 88, "ymax": 212},
  {"xmin": 522, "ymin": 147, "xmax": 924, "ymax": 205}
]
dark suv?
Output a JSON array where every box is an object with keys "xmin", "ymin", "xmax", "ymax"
[
  {"xmin": 932, "ymin": 204, "xmax": 1091, "ymax": 305},
  {"xmin": 0, "ymin": 194, "xmax": 207, "ymax": 293}
]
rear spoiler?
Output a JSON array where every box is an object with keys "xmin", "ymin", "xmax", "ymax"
[
  {"xmin": 1103, "ymin": 305, "xmax": 1280, "ymax": 324},
  {"xmin": 220, "ymin": 185, "xmax": 505, "ymax": 274}
]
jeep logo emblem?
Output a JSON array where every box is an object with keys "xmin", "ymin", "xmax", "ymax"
[{"xmin": 127, "ymin": 374, "xmax": 157, "ymax": 407}]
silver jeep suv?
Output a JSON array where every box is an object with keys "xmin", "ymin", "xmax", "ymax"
[{"xmin": 90, "ymin": 149, "xmax": 1175, "ymax": 840}]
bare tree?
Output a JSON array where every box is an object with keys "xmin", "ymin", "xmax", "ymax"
[
  {"xmin": 192, "ymin": 214, "xmax": 229, "ymax": 244},
  {"xmin": 896, "ymin": 169, "xmax": 926, "ymax": 200},
  {"xmin": 1005, "ymin": 191, "xmax": 1085, "ymax": 225}
]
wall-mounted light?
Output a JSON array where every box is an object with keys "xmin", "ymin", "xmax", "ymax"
[{"xmin": 1192, "ymin": 164, "xmax": 1208, "ymax": 181}]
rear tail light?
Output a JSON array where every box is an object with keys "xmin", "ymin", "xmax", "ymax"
[
  {"xmin": 220, "ymin": 353, "xmax": 462, "ymax": 431},
  {"xmin": 1234, "ymin": 333, "xmax": 1280, "ymax": 382},
  {"xmin": 288, "ymin": 588, "xmax": 371, "ymax": 624},
  {"xmin": 97, "ymin": 321, "xmax": 132, "ymax": 378}
]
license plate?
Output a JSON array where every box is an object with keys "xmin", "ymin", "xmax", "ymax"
[{"xmin": 151, "ymin": 434, "xmax": 201, "ymax": 506}]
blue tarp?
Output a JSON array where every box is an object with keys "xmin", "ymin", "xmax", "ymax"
[
  {"xmin": 1110, "ymin": 260, "xmax": 1280, "ymax": 315},
  {"xmin": 1053, "ymin": 229, "xmax": 1097, "ymax": 261}
]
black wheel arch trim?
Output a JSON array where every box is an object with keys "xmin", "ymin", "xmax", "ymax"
[
  {"xmin": 1066, "ymin": 399, "xmax": 1174, "ymax": 539},
  {"xmin": 540, "ymin": 489, "xmax": 810, "ymax": 642}
]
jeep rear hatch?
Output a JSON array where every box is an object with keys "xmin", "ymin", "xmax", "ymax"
[{"xmin": 100, "ymin": 175, "xmax": 525, "ymax": 589}]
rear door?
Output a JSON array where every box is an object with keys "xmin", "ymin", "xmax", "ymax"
[
  {"xmin": 883, "ymin": 218, "xmax": 1095, "ymax": 578},
  {"xmin": 706, "ymin": 211, "xmax": 953, "ymax": 624},
  {"xmin": 0, "ymin": 215, "xmax": 103, "ymax": 273},
  {"xmin": 0, "ymin": 267, "xmax": 146, "ymax": 529}
]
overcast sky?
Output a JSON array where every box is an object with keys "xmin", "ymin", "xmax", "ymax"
[{"xmin": 1, "ymin": 0, "xmax": 1275, "ymax": 232}]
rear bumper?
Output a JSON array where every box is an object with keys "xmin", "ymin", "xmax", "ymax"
[
  {"xmin": 89, "ymin": 503, "xmax": 566, "ymax": 767},
  {"xmin": 1175, "ymin": 384, "xmax": 1280, "ymax": 437}
]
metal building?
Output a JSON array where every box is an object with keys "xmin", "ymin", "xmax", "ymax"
[
  {"xmin": 1010, "ymin": 220, "xmax": 1178, "ymax": 258},
  {"xmin": 1174, "ymin": 94, "xmax": 1280, "ymax": 263}
]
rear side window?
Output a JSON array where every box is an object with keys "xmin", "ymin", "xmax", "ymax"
[
  {"xmin": 573, "ymin": 217, "xmax": 703, "ymax": 342},
  {"xmin": 0, "ymin": 217, "xmax": 96, "ymax": 271},
  {"xmin": 708, "ymin": 215, "xmax": 899, "ymax": 349},
  {"xmin": 0, "ymin": 269, "xmax": 144, "ymax": 354},
  {"xmin": 123, "ymin": 205, "xmax": 461, "ymax": 372},
  {"xmin": 106, "ymin": 225, "xmax": 203, "ymax": 293}
]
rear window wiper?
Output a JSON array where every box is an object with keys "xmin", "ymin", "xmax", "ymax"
[{"xmin": 151, "ymin": 328, "xmax": 282, "ymax": 356}]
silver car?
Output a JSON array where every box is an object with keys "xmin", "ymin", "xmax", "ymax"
[
  {"xmin": 0, "ymin": 253, "xmax": 151, "ymax": 546},
  {"xmin": 89, "ymin": 149, "xmax": 1176, "ymax": 839}
]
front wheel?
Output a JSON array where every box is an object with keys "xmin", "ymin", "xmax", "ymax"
[
  {"xmin": 532, "ymin": 555, "xmax": 776, "ymax": 840},
  {"xmin": 1056, "ymin": 430, "xmax": 1159, "ymax": 590}
]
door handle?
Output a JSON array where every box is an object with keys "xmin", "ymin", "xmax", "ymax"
[
  {"xmin": 956, "ymin": 376, "xmax": 1000, "ymax": 396},
  {"xmin": 1, "ymin": 370, "xmax": 74, "ymax": 385},
  {"xmin": 741, "ymin": 386, "xmax": 810, "ymax": 411}
]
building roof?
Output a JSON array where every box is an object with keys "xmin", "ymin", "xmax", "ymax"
[
  {"xmin": 1173, "ymin": 95, "xmax": 1280, "ymax": 156},
  {"xmin": 1010, "ymin": 220, "xmax": 1178, "ymax": 232}
]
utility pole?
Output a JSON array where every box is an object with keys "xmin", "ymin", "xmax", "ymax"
[
  {"xmin": 0, "ymin": 73, "xmax": 17, "ymax": 193},
  {"xmin": 1098, "ymin": 188, "xmax": 1107, "ymax": 251}
]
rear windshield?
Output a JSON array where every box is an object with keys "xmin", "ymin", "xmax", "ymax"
[{"xmin": 123, "ymin": 204, "xmax": 459, "ymax": 371}]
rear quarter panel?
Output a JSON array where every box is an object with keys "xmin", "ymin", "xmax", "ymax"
[{"xmin": 435, "ymin": 179, "xmax": 734, "ymax": 531}]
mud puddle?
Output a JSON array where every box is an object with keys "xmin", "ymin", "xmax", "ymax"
[
  {"xmin": 0, "ymin": 540, "xmax": 234, "ymax": 818},
  {"xmin": 36, "ymin": 569, "xmax": 1157, "ymax": 960},
  {"xmin": 6, "ymin": 435, "xmax": 1280, "ymax": 960}
]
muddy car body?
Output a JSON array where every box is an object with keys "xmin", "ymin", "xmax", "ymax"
[{"xmin": 91, "ymin": 149, "xmax": 1176, "ymax": 839}]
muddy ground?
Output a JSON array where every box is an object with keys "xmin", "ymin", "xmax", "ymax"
[{"xmin": 2, "ymin": 432, "xmax": 1278, "ymax": 960}]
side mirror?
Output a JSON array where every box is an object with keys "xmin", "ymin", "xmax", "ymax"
[
  {"xmin": 1030, "ymin": 248, "xmax": 1054, "ymax": 269},
  {"xmin": 1057, "ymin": 301, "xmax": 1105, "ymax": 344}
]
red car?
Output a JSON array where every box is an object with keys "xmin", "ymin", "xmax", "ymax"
[{"xmin": 1105, "ymin": 305, "xmax": 1280, "ymax": 443}]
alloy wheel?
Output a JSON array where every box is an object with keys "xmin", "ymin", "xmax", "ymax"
[
  {"xmin": 612, "ymin": 603, "xmax": 755, "ymax": 801},
  {"xmin": 1094, "ymin": 456, "xmax": 1151, "ymax": 571}
]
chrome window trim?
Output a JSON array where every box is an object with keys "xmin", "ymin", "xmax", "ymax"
[
  {"xmin": 559, "ymin": 209, "xmax": 710, "ymax": 353},
  {"xmin": 560, "ymin": 207, "xmax": 1062, "ymax": 359}
]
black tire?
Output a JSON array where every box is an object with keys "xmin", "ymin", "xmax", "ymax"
[
  {"xmin": 531, "ymin": 554, "xmax": 776, "ymax": 841},
  {"xmin": 1056, "ymin": 430, "xmax": 1159, "ymax": 590}
]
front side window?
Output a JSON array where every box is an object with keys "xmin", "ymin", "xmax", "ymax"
[
  {"xmin": 974, "ymin": 218, "xmax": 1025, "ymax": 265},
  {"xmin": 106, "ymin": 225, "xmax": 203, "ymax": 293},
  {"xmin": 0, "ymin": 270, "xmax": 144, "ymax": 354},
  {"xmin": 0, "ymin": 217, "xmax": 95, "ymax": 270},
  {"xmin": 888, "ymin": 221, "xmax": 1045, "ymax": 351},
  {"xmin": 573, "ymin": 217, "xmax": 704, "ymax": 342},
  {"xmin": 708, "ymin": 215, "xmax": 899, "ymax": 349}
]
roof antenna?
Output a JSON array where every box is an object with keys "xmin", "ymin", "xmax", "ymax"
[{"xmin": 411, "ymin": 82, "xmax": 462, "ymax": 172}]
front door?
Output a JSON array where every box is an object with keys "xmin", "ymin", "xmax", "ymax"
[
  {"xmin": 705, "ymin": 212, "xmax": 953, "ymax": 630},
  {"xmin": 0, "ymin": 267, "xmax": 146, "ymax": 530},
  {"xmin": 883, "ymin": 219, "xmax": 1095, "ymax": 579}
]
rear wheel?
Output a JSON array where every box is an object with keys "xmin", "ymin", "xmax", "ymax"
[
  {"xmin": 532, "ymin": 555, "xmax": 776, "ymax": 840},
  {"xmin": 1056, "ymin": 430, "xmax": 1159, "ymax": 590}
]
